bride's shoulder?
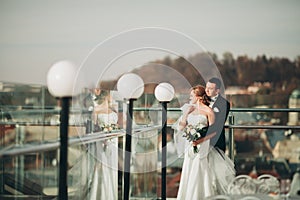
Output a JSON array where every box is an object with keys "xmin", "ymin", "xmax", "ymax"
[
  {"xmin": 198, "ymin": 105, "xmax": 213, "ymax": 114},
  {"xmin": 204, "ymin": 105, "xmax": 213, "ymax": 113}
]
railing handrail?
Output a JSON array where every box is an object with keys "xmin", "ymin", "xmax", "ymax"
[
  {"xmin": 0, "ymin": 125, "xmax": 161, "ymax": 157},
  {"xmin": 0, "ymin": 132, "xmax": 125, "ymax": 157},
  {"xmin": 229, "ymin": 107, "xmax": 300, "ymax": 112},
  {"xmin": 225, "ymin": 124, "xmax": 300, "ymax": 129},
  {"xmin": 133, "ymin": 107, "xmax": 300, "ymax": 112},
  {"xmin": 0, "ymin": 108, "xmax": 92, "ymax": 115}
]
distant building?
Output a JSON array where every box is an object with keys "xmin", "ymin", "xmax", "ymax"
[
  {"xmin": 225, "ymin": 86, "xmax": 248, "ymax": 95},
  {"xmin": 288, "ymin": 89, "xmax": 300, "ymax": 126},
  {"xmin": 225, "ymin": 82, "xmax": 271, "ymax": 96}
]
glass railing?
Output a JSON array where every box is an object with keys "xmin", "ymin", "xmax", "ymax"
[
  {"xmin": 1, "ymin": 106, "xmax": 300, "ymax": 199},
  {"xmin": 0, "ymin": 114, "xmax": 161, "ymax": 199}
]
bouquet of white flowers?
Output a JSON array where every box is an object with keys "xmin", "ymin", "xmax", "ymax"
[
  {"xmin": 99, "ymin": 123, "xmax": 119, "ymax": 133},
  {"xmin": 94, "ymin": 123, "xmax": 119, "ymax": 133},
  {"xmin": 183, "ymin": 123, "xmax": 208, "ymax": 153}
]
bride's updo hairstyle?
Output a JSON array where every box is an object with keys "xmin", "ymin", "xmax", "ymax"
[
  {"xmin": 192, "ymin": 85, "xmax": 210, "ymax": 106},
  {"xmin": 98, "ymin": 90, "xmax": 110, "ymax": 104}
]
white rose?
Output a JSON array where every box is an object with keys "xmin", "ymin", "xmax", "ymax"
[{"xmin": 190, "ymin": 129, "xmax": 196, "ymax": 135}]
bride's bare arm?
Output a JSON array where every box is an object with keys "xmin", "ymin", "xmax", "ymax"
[
  {"xmin": 178, "ymin": 105, "xmax": 195, "ymax": 130},
  {"xmin": 207, "ymin": 108, "xmax": 215, "ymax": 126},
  {"xmin": 192, "ymin": 132, "xmax": 216, "ymax": 146}
]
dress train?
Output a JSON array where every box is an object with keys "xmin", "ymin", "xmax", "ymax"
[{"xmin": 177, "ymin": 141, "xmax": 235, "ymax": 199}]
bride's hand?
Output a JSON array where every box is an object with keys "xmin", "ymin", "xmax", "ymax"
[
  {"xmin": 193, "ymin": 132, "xmax": 217, "ymax": 146},
  {"xmin": 192, "ymin": 140, "xmax": 199, "ymax": 146}
]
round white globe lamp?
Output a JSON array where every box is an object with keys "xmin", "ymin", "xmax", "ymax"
[
  {"xmin": 47, "ymin": 60, "xmax": 77, "ymax": 97},
  {"xmin": 154, "ymin": 82, "xmax": 175, "ymax": 102},
  {"xmin": 117, "ymin": 73, "xmax": 144, "ymax": 99}
]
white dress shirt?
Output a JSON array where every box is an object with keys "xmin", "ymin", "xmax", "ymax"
[{"xmin": 209, "ymin": 95, "xmax": 218, "ymax": 108}]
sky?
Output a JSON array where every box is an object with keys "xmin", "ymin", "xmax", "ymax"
[{"xmin": 0, "ymin": 0, "xmax": 300, "ymax": 85}]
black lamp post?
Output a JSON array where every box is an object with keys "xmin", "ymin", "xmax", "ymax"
[
  {"xmin": 58, "ymin": 97, "xmax": 70, "ymax": 199},
  {"xmin": 154, "ymin": 83, "xmax": 175, "ymax": 200},
  {"xmin": 123, "ymin": 99, "xmax": 134, "ymax": 200},
  {"xmin": 117, "ymin": 73, "xmax": 144, "ymax": 200},
  {"xmin": 47, "ymin": 60, "xmax": 78, "ymax": 200}
]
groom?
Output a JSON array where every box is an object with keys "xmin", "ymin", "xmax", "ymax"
[{"xmin": 205, "ymin": 77, "xmax": 230, "ymax": 152}]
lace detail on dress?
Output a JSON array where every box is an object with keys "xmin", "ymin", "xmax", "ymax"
[
  {"xmin": 97, "ymin": 112, "xmax": 118, "ymax": 125},
  {"xmin": 187, "ymin": 114, "xmax": 208, "ymax": 127}
]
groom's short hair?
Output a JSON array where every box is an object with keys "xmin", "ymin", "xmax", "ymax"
[{"xmin": 208, "ymin": 77, "xmax": 221, "ymax": 89}]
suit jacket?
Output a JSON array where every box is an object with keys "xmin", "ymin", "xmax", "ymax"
[{"xmin": 209, "ymin": 95, "xmax": 230, "ymax": 152}]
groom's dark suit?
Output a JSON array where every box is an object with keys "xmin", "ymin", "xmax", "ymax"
[{"xmin": 210, "ymin": 95, "xmax": 230, "ymax": 152}]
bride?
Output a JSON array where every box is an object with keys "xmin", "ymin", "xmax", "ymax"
[
  {"xmin": 175, "ymin": 85, "xmax": 235, "ymax": 199},
  {"xmin": 90, "ymin": 90, "xmax": 119, "ymax": 200}
]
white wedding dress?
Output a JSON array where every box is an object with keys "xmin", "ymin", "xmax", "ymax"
[
  {"xmin": 90, "ymin": 111, "xmax": 118, "ymax": 200},
  {"xmin": 176, "ymin": 114, "xmax": 235, "ymax": 199}
]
